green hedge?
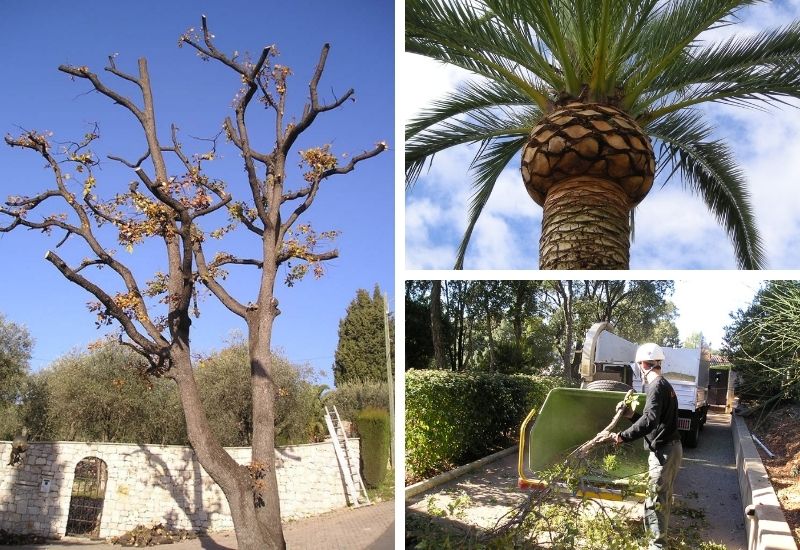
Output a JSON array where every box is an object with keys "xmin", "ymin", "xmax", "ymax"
[
  {"xmin": 324, "ymin": 381, "xmax": 391, "ymax": 425},
  {"xmin": 405, "ymin": 370, "xmax": 567, "ymax": 480},
  {"xmin": 356, "ymin": 408, "xmax": 391, "ymax": 488}
]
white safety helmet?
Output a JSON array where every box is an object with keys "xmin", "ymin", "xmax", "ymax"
[{"xmin": 635, "ymin": 343, "xmax": 665, "ymax": 365}]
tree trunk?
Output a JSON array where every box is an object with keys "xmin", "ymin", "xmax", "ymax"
[
  {"xmin": 247, "ymin": 305, "xmax": 285, "ymax": 550},
  {"xmin": 170, "ymin": 343, "xmax": 279, "ymax": 549},
  {"xmin": 539, "ymin": 177, "xmax": 630, "ymax": 270},
  {"xmin": 430, "ymin": 280, "xmax": 447, "ymax": 370}
]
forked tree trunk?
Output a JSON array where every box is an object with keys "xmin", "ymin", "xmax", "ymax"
[
  {"xmin": 171, "ymin": 338, "xmax": 281, "ymax": 550},
  {"xmin": 539, "ymin": 177, "xmax": 631, "ymax": 270}
]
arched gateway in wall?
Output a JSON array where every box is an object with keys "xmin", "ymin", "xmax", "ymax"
[{"xmin": 65, "ymin": 457, "xmax": 108, "ymax": 537}]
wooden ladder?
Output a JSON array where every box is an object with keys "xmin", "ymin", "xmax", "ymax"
[{"xmin": 324, "ymin": 405, "xmax": 370, "ymax": 507}]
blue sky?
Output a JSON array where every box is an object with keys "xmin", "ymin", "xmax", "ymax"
[
  {"xmin": 403, "ymin": 0, "xmax": 800, "ymax": 270},
  {"xmin": 0, "ymin": 1, "xmax": 394, "ymax": 387}
]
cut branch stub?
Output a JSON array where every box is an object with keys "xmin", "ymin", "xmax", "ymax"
[{"xmin": 521, "ymin": 102, "xmax": 655, "ymax": 207}]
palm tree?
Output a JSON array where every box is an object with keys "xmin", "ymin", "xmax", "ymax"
[{"xmin": 406, "ymin": 0, "xmax": 800, "ymax": 269}]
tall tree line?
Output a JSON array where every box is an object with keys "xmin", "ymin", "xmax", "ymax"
[{"xmin": 406, "ymin": 280, "xmax": 679, "ymax": 379}]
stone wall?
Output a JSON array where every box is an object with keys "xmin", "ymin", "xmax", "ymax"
[
  {"xmin": 731, "ymin": 416, "xmax": 798, "ymax": 550},
  {"xmin": 0, "ymin": 439, "xmax": 359, "ymax": 538}
]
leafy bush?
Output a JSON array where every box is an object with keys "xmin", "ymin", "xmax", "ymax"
[
  {"xmin": 405, "ymin": 370, "xmax": 566, "ymax": 480},
  {"xmin": 324, "ymin": 380, "xmax": 391, "ymax": 423},
  {"xmin": 356, "ymin": 408, "xmax": 390, "ymax": 488},
  {"xmin": 195, "ymin": 341, "xmax": 326, "ymax": 446}
]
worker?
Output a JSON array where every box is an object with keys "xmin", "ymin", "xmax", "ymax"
[{"xmin": 613, "ymin": 343, "xmax": 682, "ymax": 550}]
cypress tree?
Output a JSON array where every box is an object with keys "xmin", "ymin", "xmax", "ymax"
[{"xmin": 333, "ymin": 285, "xmax": 394, "ymax": 385}]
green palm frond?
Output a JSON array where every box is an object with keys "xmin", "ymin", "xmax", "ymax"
[
  {"xmin": 647, "ymin": 110, "xmax": 765, "ymax": 269},
  {"xmin": 406, "ymin": 0, "xmax": 555, "ymax": 106},
  {"xmin": 455, "ymin": 135, "xmax": 530, "ymax": 269},
  {"xmin": 623, "ymin": 0, "xmax": 759, "ymax": 108},
  {"xmin": 640, "ymin": 21, "xmax": 800, "ymax": 118},
  {"xmin": 406, "ymin": 0, "xmax": 794, "ymax": 268},
  {"xmin": 406, "ymin": 80, "xmax": 533, "ymax": 142},
  {"xmin": 406, "ymin": 105, "xmax": 538, "ymax": 189}
]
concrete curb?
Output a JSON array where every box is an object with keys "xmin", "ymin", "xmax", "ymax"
[
  {"xmin": 732, "ymin": 415, "xmax": 798, "ymax": 550},
  {"xmin": 404, "ymin": 446, "xmax": 518, "ymax": 500}
]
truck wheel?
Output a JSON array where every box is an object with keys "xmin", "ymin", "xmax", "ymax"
[
  {"xmin": 585, "ymin": 380, "xmax": 633, "ymax": 392},
  {"xmin": 683, "ymin": 415, "xmax": 700, "ymax": 448}
]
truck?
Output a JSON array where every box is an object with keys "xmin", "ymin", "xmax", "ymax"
[{"xmin": 578, "ymin": 322, "xmax": 710, "ymax": 447}]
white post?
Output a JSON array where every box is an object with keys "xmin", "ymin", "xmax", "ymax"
[{"xmin": 384, "ymin": 292, "xmax": 394, "ymax": 469}]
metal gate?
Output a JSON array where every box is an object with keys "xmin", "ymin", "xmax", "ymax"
[{"xmin": 65, "ymin": 457, "xmax": 107, "ymax": 537}]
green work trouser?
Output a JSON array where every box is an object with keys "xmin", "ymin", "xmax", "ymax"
[{"xmin": 644, "ymin": 439, "xmax": 683, "ymax": 549}]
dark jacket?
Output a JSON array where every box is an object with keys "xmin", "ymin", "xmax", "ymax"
[{"xmin": 619, "ymin": 375, "xmax": 680, "ymax": 451}]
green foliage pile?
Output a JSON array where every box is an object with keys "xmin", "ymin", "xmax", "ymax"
[
  {"xmin": 356, "ymin": 407, "xmax": 390, "ymax": 488},
  {"xmin": 333, "ymin": 285, "xmax": 394, "ymax": 385},
  {"xmin": 324, "ymin": 380, "xmax": 391, "ymax": 423},
  {"xmin": 405, "ymin": 370, "xmax": 566, "ymax": 480}
]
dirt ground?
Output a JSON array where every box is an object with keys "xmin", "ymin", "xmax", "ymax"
[{"xmin": 746, "ymin": 403, "xmax": 800, "ymax": 547}]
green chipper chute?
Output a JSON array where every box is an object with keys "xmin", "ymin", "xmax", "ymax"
[{"xmin": 518, "ymin": 387, "xmax": 650, "ymax": 501}]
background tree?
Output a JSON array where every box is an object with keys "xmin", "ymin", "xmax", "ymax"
[
  {"xmin": 405, "ymin": 279, "xmax": 678, "ymax": 376},
  {"xmin": 724, "ymin": 281, "xmax": 800, "ymax": 413},
  {"xmin": 196, "ymin": 339, "xmax": 326, "ymax": 446},
  {"xmin": 0, "ymin": 314, "xmax": 33, "ymax": 439},
  {"xmin": 683, "ymin": 331, "xmax": 704, "ymax": 350},
  {"xmin": 11, "ymin": 339, "xmax": 325, "ymax": 446},
  {"xmin": 405, "ymin": 280, "xmax": 436, "ymax": 370},
  {"xmin": 34, "ymin": 342, "xmax": 186, "ymax": 444},
  {"xmin": 404, "ymin": 0, "xmax": 800, "ymax": 269},
  {"xmin": 430, "ymin": 280, "xmax": 447, "ymax": 370},
  {"xmin": 333, "ymin": 285, "xmax": 395, "ymax": 384},
  {"xmin": 1, "ymin": 16, "xmax": 385, "ymax": 550}
]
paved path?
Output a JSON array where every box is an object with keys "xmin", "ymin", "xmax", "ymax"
[
  {"xmin": 407, "ymin": 411, "xmax": 747, "ymax": 548},
  {"xmin": 673, "ymin": 411, "xmax": 747, "ymax": 549},
  {"xmin": 2, "ymin": 500, "xmax": 394, "ymax": 550}
]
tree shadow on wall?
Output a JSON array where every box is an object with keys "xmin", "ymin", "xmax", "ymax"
[{"xmin": 130, "ymin": 445, "xmax": 223, "ymax": 548}]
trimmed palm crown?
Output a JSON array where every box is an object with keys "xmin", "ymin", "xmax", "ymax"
[{"xmin": 407, "ymin": 0, "xmax": 800, "ymax": 269}]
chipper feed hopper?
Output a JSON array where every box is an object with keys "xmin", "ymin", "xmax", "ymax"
[{"xmin": 518, "ymin": 387, "xmax": 650, "ymax": 501}]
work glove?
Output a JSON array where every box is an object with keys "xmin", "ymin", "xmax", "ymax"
[{"xmin": 615, "ymin": 400, "xmax": 634, "ymax": 419}]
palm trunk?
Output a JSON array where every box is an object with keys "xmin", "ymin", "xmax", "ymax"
[{"xmin": 539, "ymin": 177, "xmax": 630, "ymax": 270}]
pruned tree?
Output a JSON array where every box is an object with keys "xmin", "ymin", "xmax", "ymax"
[{"xmin": 1, "ymin": 16, "xmax": 386, "ymax": 550}]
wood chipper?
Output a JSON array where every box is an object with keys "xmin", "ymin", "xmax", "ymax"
[{"xmin": 518, "ymin": 387, "xmax": 651, "ymax": 501}]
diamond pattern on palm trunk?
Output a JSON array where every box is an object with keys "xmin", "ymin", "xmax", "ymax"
[{"xmin": 521, "ymin": 102, "xmax": 655, "ymax": 207}]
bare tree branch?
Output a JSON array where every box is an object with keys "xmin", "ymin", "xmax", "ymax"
[
  {"xmin": 193, "ymin": 241, "xmax": 247, "ymax": 318},
  {"xmin": 44, "ymin": 249, "xmax": 166, "ymax": 353}
]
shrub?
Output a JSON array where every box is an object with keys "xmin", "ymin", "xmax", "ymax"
[
  {"xmin": 324, "ymin": 381, "xmax": 391, "ymax": 423},
  {"xmin": 405, "ymin": 370, "xmax": 566, "ymax": 480},
  {"xmin": 356, "ymin": 408, "xmax": 390, "ymax": 488}
]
